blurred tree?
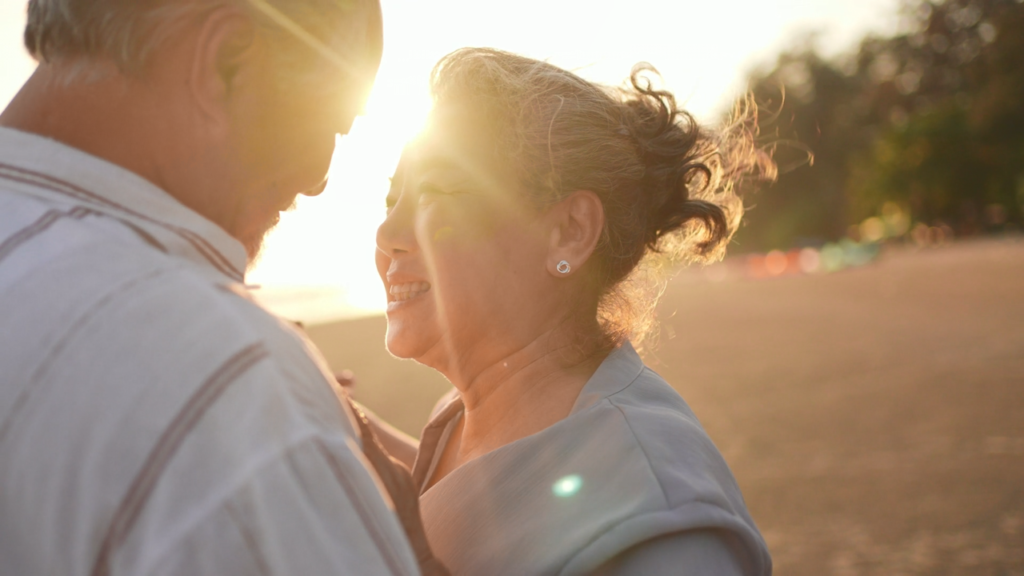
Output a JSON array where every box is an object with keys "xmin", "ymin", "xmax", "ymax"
[
  {"xmin": 736, "ymin": 43, "xmax": 866, "ymax": 251},
  {"xmin": 735, "ymin": 0, "xmax": 1024, "ymax": 252}
]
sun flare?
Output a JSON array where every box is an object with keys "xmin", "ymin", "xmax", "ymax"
[
  {"xmin": 247, "ymin": 55, "xmax": 434, "ymax": 322},
  {"xmin": 1, "ymin": 0, "xmax": 900, "ymax": 326}
]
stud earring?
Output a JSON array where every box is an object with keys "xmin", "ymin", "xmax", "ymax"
[{"xmin": 557, "ymin": 260, "xmax": 571, "ymax": 274}]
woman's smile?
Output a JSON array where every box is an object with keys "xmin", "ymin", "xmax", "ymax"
[{"xmin": 389, "ymin": 281, "xmax": 432, "ymax": 302}]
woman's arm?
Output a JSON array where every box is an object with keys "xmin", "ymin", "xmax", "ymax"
[{"xmin": 591, "ymin": 529, "xmax": 754, "ymax": 576}]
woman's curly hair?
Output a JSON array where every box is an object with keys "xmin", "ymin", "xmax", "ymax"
[{"xmin": 430, "ymin": 48, "xmax": 776, "ymax": 346}]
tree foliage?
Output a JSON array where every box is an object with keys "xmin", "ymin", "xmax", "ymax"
[{"xmin": 735, "ymin": 0, "xmax": 1024, "ymax": 252}]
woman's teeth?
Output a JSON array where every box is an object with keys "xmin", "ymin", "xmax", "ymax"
[{"xmin": 389, "ymin": 282, "xmax": 431, "ymax": 301}]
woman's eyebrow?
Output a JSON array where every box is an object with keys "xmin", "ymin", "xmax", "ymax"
[
  {"xmin": 385, "ymin": 172, "xmax": 404, "ymax": 205},
  {"xmin": 412, "ymin": 156, "xmax": 463, "ymax": 176}
]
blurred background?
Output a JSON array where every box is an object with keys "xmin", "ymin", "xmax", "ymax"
[
  {"xmin": 3, "ymin": 0, "xmax": 1022, "ymax": 574},
  {"xmin": 737, "ymin": 0, "xmax": 1024, "ymax": 255}
]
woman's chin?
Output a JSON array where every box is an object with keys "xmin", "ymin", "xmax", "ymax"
[
  {"xmin": 383, "ymin": 295, "xmax": 442, "ymax": 359},
  {"xmin": 383, "ymin": 339, "xmax": 415, "ymax": 360},
  {"xmin": 383, "ymin": 326, "xmax": 434, "ymax": 362}
]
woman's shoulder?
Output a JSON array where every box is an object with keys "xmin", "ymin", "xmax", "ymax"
[
  {"xmin": 557, "ymin": 358, "xmax": 771, "ymax": 574},
  {"xmin": 583, "ymin": 364, "xmax": 743, "ymax": 509},
  {"xmin": 606, "ymin": 362, "xmax": 702, "ymax": 425},
  {"xmin": 575, "ymin": 345, "xmax": 729, "ymax": 487}
]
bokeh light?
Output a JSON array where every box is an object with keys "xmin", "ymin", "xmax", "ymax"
[{"xmin": 552, "ymin": 474, "xmax": 583, "ymax": 498}]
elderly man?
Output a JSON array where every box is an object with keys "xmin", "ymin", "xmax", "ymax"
[{"xmin": 0, "ymin": 1, "xmax": 435, "ymax": 574}]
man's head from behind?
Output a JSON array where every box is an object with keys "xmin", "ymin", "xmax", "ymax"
[{"xmin": 19, "ymin": 0, "xmax": 383, "ymax": 259}]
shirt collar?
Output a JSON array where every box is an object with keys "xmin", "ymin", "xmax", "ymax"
[
  {"xmin": 0, "ymin": 127, "xmax": 248, "ymax": 283},
  {"xmin": 412, "ymin": 341, "xmax": 645, "ymax": 488},
  {"xmin": 426, "ymin": 340, "xmax": 645, "ymax": 424},
  {"xmin": 569, "ymin": 340, "xmax": 646, "ymax": 415}
]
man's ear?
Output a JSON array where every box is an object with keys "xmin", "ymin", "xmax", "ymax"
[
  {"xmin": 188, "ymin": 7, "xmax": 258, "ymax": 131},
  {"xmin": 546, "ymin": 190, "xmax": 605, "ymax": 277}
]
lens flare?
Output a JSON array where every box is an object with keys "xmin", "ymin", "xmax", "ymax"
[{"xmin": 552, "ymin": 474, "xmax": 583, "ymax": 497}]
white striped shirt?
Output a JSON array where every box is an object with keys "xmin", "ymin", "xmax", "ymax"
[{"xmin": 0, "ymin": 127, "xmax": 419, "ymax": 576}]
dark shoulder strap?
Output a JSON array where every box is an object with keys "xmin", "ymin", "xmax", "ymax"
[{"xmin": 346, "ymin": 398, "xmax": 450, "ymax": 576}]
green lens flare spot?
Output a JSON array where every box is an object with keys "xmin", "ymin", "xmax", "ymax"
[
  {"xmin": 552, "ymin": 474, "xmax": 583, "ymax": 497},
  {"xmin": 433, "ymin": 226, "xmax": 455, "ymax": 241}
]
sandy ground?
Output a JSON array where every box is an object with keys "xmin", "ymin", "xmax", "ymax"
[{"xmin": 306, "ymin": 237, "xmax": 1024, "ymax": 576}]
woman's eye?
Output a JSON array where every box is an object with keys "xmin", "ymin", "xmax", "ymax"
[
  {"xmin": 418, "ymin": 182, "xmax": 451, "ymax": 196},
  {"xmin": 417, "ymin": 182, "xmax": 460, "ymax": 206}
]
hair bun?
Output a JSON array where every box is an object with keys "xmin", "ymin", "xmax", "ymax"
[{"xmin": 620, "ymin": 65, "xmax": 774, "ymax": 261}]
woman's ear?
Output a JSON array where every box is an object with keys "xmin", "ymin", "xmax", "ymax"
[{"xmin": 547, "ymin": 190, "xmax": 604, "ymax": 277}]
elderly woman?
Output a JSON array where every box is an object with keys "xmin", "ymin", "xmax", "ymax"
[{"xmin": 373, "ymin": 48, "xmax": 775, "ymax": 575}]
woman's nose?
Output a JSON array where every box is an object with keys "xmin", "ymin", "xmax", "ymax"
[{"xmin": 376, "ymin": 196, "xmax": 416, "ymax": 257}]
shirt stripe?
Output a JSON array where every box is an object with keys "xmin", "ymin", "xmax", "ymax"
[
  {"xmin": 314, "ymin": 438, "xmax": 410, "ymax": 576},
  {"xmin": 118, "ymin": 219, "xmax": 169, "ymax": 254},
  {"xmin": 0, "ymin": 267, "xmax": 169, "ymax": 448},
  {"xmin": 90, "ymin": 343, "xmax": 270, "ymax": 576},
  {"xmin": 0, "ymin": 163, "xmax": 244, "ymax": 281},
  {"xmin": 225, "ymin": 501, "xmax": 273, "ymax": 576},
  {"xmin": 0, "ymin": 206, "xmax": 90, "ymax": 265}
]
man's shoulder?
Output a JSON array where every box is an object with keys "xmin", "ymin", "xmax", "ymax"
[
  {"xmin": 0, "ymin": 218, "xmax": 355, "ymax": 464},
  {"xmin": 0, "ymin": 205, "xmax": 329, "ymax": 397},
  {"xmin": 0, "ymin": 187, "xmax": 350, "ymax": 451},
  {"xmin": 0, "ymin": 195, "xmax": 272, "ymax": 342},
  {"xmin": 77, "ymin": 259, "xmax": 324, "ymax": 387}
]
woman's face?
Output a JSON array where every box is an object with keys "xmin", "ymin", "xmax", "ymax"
[{"xmin": 375, "ymin": 114, "xmax": 559, "ymax": 376}]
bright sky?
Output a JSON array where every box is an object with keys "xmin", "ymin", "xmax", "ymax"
[{"xmin": 0, "ymin": 0, "xmax": 900, "ymax": 323}]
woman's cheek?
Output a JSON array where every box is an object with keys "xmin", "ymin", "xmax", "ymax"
[
  {"xmin": 418, "ymin": 199, "xmax": 502, "ymax": 293},
  {"xmin": 416, "ymin": 204, "xmax": 464, "ymax": 263}
]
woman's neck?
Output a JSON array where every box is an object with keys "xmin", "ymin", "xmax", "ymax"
[{"xmin": 440, "ymin": 326, "xmax": 610, "ymax": 470}]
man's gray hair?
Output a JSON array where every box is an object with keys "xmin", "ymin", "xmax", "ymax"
[{"xmin": 24, "ymin": 0, "xmax": 382, "ymax": 80}]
